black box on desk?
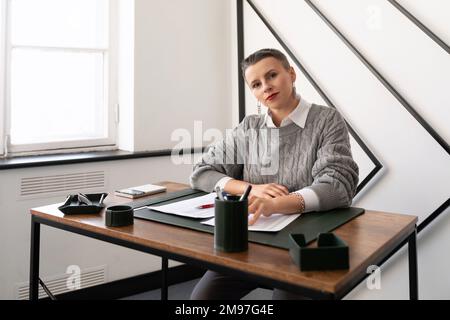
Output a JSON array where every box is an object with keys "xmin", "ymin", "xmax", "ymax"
[{"xmin": 289, "ymin": 233, "xmax": 349, "ymax": 271}]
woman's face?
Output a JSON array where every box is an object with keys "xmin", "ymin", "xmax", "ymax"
[{"xmin": 244, "ymin": 57, "xmax": 296, "ymax": 111}]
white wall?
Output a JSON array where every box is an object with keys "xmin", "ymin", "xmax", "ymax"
[
  {"xmin": 117, "ymin": 0, "xmax": 135, "ymax": 151},
  {"xmin": 130, "ymin": 0, "xmax": 232, "ymax": 152},
  {"xmin": 0, "ymin": 0, "xmax": 6, "ymax": 154},
  {"xmin": 238, "ymin": 0, "xmax": 450, "ymax": 299}
]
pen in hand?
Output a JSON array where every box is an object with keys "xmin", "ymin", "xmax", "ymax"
[{"xmin": 239, "ymin": 185, "xmax": 252, "ymax": 201}]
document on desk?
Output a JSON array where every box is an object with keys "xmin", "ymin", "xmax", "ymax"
[
  {"xmin": 146, "ymin": 193, "xmax": 216, "ymax": 219},
  {"xmin": 201, "ymin": 213, "xmax": 301, "ymax": 232}
]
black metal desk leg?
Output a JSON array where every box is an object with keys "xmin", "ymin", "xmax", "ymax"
[
  {"xmin": 408, "ymin": 227, "xmax": 418, "ymax": 300},
  {"xmin": 29, "ymin": 216, "xmax": 40, "ymax": 301},
  {"xmin": 161, "ymin": 257, "xmax": 168, "ymax": 300}
]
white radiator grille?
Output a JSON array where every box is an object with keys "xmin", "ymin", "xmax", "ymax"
[
  {"xmin": 17, "ymin": 265, "xmax": 107, "ymax": 300},
  {"xmin": 20, "ymin": 171, "xmax": 105, "ymax": 197}
]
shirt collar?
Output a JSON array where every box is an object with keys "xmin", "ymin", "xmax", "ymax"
[{"xmin": 265, "ymin": 94, "xmax": 312, "ymax": 128}]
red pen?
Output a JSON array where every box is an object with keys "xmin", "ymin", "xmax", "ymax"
[{"xmin": 197, "ymin": 203, "xmax": 215, "ymax": 209}]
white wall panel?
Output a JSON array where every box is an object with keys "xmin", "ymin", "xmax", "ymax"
[
  {"xmin": 314, "ymin": 0, "xmax": 450, "ymax": 146},
  {"xmin": 133, "ymin": 0, "xmax": 232, "ymax": 151},
  {"xmin": 397, "ymin": 0, "xmax": 450, "ymax": 45}
]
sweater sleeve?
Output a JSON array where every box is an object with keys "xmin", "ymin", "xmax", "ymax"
[
  {"xmin": 307, "ymin": 108, "xmax": 359, "ymax": 211},
  {"xmin": 189, "ymin": 118, "xmax": 247, "ymax": 192}
]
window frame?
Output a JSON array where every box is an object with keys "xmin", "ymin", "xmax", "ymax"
[
  {"xmin": 2, "ymin": 0, "xmax": 118, "ymax": 156},
  {"xmin": 0, "ymin": 0, "xmax": 6, "ymax": 156}
]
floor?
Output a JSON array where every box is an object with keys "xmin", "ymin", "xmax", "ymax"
[{"xmin": 122, "ymin": 278, "xmax": 273, "ymax": 300}]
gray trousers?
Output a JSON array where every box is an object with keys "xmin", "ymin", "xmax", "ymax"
[{"xmin": 190, "ymin": 271, "xmax": 308, "ymax": 300}]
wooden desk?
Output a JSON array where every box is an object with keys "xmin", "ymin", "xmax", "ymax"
[{"xmin": 29, "ymin": 181, "xmax": 418, "ymax": 300}]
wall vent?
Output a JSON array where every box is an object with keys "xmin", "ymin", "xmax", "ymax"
[
  {"xmin": 20, "ymin": 171, "xmax": 105, "ymax": 197},
  {"xmin": 17, "ymin": 265, "xmax": 107, "ymax": 300}
]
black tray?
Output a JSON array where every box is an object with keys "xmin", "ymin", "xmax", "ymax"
[
  {"xmin": 289, "ymin": 233, "xmax": 349, "ymax": 271},
  {"xmin": 58, "ymin": 193, "xmax": 108, "ymax": 215}
]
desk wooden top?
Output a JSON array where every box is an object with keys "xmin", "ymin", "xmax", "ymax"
[{"xmin": 30, "ymin": 181, "xmax": 417, "ymax": 298}]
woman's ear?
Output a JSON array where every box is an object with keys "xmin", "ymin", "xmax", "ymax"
[{"xmin": 289, "ymin": 66, "xmax": 296, "ymax": 83}]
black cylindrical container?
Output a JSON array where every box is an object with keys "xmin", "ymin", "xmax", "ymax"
[
  {"xmin": 105, "ymin": 205, "xmax": 134, "ymax": 227},
  {"xmin": 214, "ymin": 196, "xmax": 248, "ymax": 252}
]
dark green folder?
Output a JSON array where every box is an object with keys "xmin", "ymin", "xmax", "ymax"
[{"xmin": 133, "ymin": 189, "xmax": 365, "ymax": 250}]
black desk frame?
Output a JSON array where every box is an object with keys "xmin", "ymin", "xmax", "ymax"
[{"xmin": 29, "ymin": 215, "xmax": 418, "ymax": 300}]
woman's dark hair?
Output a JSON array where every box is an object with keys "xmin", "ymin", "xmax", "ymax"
[{"xmin": 240, "ymin": 48, "xmax": 290, "ymax": 75}]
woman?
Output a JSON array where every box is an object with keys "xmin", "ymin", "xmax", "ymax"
[{"xmin": 189, "ymin": 48, "xmax": 359, "ymax": 299}]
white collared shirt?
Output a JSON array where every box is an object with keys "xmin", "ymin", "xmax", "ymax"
[
  {"xmin": 265, "ymin": 94, "xmax": 312, "ymax": 129},
  {"xmin": 214, "ymin": 95, "xmax": 319, "ymax": 213}
]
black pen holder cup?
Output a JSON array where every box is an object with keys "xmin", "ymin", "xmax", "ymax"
[
  {"xmin": 105, "ymin": 205, "xmax": 134, "ymax": 227},
  {"xmin": 214, "ymin": 196, "xmax": 248, "ymax": 253}
]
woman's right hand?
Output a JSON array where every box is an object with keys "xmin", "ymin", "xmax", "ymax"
[{"xmin": 249, "ymin": 183, "xmax": 289, "ymax": 199}]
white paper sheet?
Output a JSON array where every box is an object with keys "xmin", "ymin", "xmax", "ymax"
[
  {"xmin": 147, "ymin": 193, "xmax": 217, "ymax": 219},
  {"xmin": 201, "ymin": 213, "xmax": 301, "ymax": 232}
]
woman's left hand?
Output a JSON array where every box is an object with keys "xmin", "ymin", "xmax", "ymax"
[{"xmin": 248, "ymin": 196, "xmax": 277, "ymax": 225}]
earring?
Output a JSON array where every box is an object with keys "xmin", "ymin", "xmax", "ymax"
[
  {"xmin": 257, "ymin": 100, "xmax": 261, "ymax": 115},
  {"xmin": 292, "ymin": 83, "xmax": 297, "ymax": 97}
]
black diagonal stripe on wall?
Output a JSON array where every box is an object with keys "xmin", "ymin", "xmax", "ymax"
[
  {"xmin": 304, "ymin": 0, "xmax": 450, "ymax": 232},
  {"xmin": 419, "ymin": 198, "xmax": 450, "ymax": 233},
  {"xmin": 305, "ymin": 0, "xmax": 450, "ymax": 155},
  {"xmin": 387, "ymin": 0, "xmax": 450, "ymax": 55},
  {"xmin": 239, "ymin": 0, "xmax": 383, "ymax": 196},
  {"xmin": 237, "ymin": 0, "xmax": 246, "ymax": 122}
]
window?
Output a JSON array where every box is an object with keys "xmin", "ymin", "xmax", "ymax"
[{"xmin": 1, "ymin": 0, "xmax": 117, "ymax": 155}]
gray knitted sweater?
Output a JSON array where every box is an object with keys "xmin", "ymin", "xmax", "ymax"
[{"xmin": 189, "ymin": 104, "xmax": 359, "ymax": 211}]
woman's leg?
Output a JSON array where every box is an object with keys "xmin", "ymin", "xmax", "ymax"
[
  {"xmin": 272, "ymin": 289, "xmax": 310, "ymax": 300},
  {"xmin": 190, "ymin": 270, "xmax": 259, "ymax": 300}
]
